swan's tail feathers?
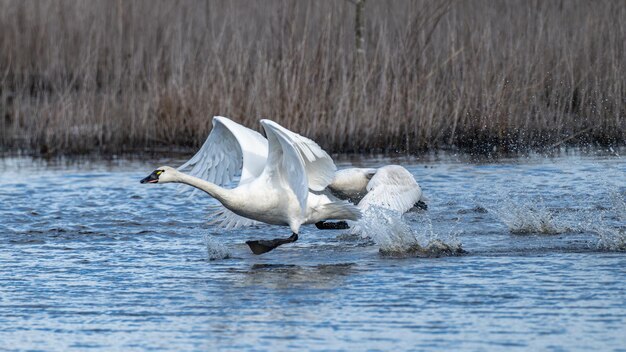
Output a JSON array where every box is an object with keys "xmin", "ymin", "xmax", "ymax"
[{"xmin": 317, "ymin": 201, "xmax": 362, "ymax": 221}]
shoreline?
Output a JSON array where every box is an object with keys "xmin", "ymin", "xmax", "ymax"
[
  {"xmin": 1, "ymin": 144, "xmax": 622, "ymax": 163},
  {"xmin": 2, "ymin": 129, "xmax": 624, "ymax": 157}
]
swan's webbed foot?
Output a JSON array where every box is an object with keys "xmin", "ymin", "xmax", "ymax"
[
  {"xmin": 414, "ymin": 200, "xmax": 428, "ymax": 210},
  {"xmin": 246, "ymin": 233, "xmax": 298, "ymax": 255},
  {"xmin": 315, "ymin": 221, "xmax": 350, "ymax": 230}
]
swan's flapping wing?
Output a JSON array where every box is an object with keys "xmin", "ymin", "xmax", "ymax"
[
  {"xmin": 261, "ymin": 120, "xmax": 336, "ymax": 191},
  {"xmin": 177, "ymin": 116, "xmax": 268, "ymax": 186},
  {"xmin": 260, "ymin": 119, "xmax": 337, "ymax": 214},
  {"xmin": 357, "ymin": 165, "xmax": 422, "ymax": 213},
  {"xmin": 209, "ymin": 207, "xmax": 261, "ymax": 229}
]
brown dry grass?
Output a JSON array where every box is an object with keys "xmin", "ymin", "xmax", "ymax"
[{"xmin": 0, "ymin": 0, "xmax": 624, "ymax": 155}]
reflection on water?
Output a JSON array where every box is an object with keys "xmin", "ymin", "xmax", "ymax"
[
  {"xmin": 231, "ymin": 263, "xmax": 355, "ymax": 290},
  {"xmin": 0, "ymin": 151, "xmax": 625, "ymax": 351}
]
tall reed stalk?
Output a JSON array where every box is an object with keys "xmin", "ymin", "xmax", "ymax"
[{"xmin": 0, "ymin": 0, "xmax": 624, "ymax": 155}]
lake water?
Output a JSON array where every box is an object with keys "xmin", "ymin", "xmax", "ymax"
[{"xmin": 1, "ymin": 151, "xmax": 625, "ymax": 351}]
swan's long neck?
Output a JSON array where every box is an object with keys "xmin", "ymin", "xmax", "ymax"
[{"xmin": 176, "ymin": 172, "xmax": 231, "ymax": 203}]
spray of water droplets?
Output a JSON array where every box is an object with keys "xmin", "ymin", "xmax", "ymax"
[
  {"xmin": 490, "ymin": 189, "xmax": 626, "ymax": 251},
  {"xmin": 204, "ymin": 234, "xmax": 232, "ymax": 260},
  {"xmin": 347, "ymin": 206, "xmax": 465, "ymax": 258}
]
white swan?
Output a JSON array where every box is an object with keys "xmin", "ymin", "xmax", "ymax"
[
  {"xmin": 329, "ymin": 165, "xmax": 427, "ymax": 213},
  {"xmin": 177, "ymin": 116, "xmax": 427, "ymax": 228},
  {"xmin": 141, "ymin": 119, "xmax": 361, "ymax": 254}
]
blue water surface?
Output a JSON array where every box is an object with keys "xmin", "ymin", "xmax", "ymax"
[{"xmin": 0, "ymin": 152, "xmax": 625, "ymax": 351}]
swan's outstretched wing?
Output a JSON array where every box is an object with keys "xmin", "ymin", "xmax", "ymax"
[
  {"xmin": 177, "ymin": 116, "xmax": 268, "ymax": 186},
  {"xmin": 261, "ymin": 120, "xmax": 336, "ymax": 191},
  {"xmin": 209, "ymin": 207, "xmax": 261, "ymax": 229},
  {"xmin": 261, "ymin": 119, "xmax": 337, "ymax": 214},
  {"xmin": 357, "ymin": 165, "xmax": 423, "ymax": 213}
]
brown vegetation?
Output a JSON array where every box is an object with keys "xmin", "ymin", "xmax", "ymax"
[{"xmin": 0, "ymin": 0, "xmax": 624, "ymax": 155}]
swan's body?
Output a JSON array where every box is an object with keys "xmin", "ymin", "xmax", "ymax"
[
  {"xmin": 327, "ymin": 167, "xmax": 377, "ymax": 203},
  {"xmin": 176, "ymin": 116, "xmax": 427, "ymax": 226},
  {"xmin": 142, "ymin": 119, "xmax": 360, "ymax": 253},
  {"xmin": 154, "ymin": 168, "xmax": 356, "ymax": 230}
]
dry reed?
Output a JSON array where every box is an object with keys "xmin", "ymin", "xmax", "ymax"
[{"xmin": 0, "ymin": 0, "xmax": 624, "ymax": 155}]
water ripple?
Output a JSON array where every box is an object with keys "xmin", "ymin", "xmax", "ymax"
[{"xmin": 0, "ymin": 154, "xmax": 625, "ymax": 351}]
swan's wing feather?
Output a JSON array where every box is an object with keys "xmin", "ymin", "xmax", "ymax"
[
  {"xmin": 260, "ymin": 120, "xmax": 311, "ymax": 214},
  {"xmin": 177, "ymin": 116, "xmax": 268, "ymax": 187},
  {"xmin": 358, "ymin": 165, "xmax": 423, "ymax": 213},
  {"xmin": 177, "ymin": 117, "xmax": 240, "ymax": 186},
  {"xmin": 223, "ymin": 117, "xmax": 270, "ymax": 184},
  {"xmin": 209, "ymin": 207, "xmax": 261, "ymax": 229},
  {"xmin": 260, "ymin": 120, "xmax": 336, "ymax": 191}
]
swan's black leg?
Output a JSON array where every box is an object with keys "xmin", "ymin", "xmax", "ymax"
[
  {"xmin": 315, "ymin": 221, "xmax": 350, "ymax": 230},
  {"xmin": 246, "ymin": 233, "xmax": 298, "ymax": 255}
]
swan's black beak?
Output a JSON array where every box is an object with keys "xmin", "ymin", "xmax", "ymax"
[{"xmin": 140, "ymin": 171, "xmax": 159, "ymax": 184}]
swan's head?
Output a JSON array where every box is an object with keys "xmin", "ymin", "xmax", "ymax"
[{"xmin": 140, "ymin": 166, "xmax": 178, "ymax": 184}]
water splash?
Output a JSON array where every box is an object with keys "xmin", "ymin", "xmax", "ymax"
[
  {"xmin": 491, "ymin": 191, "xmax": 626, "ymax": 251},
  {"xmin": 204, "ymin": 234, "xmax": 231, "ymax": 260},
  {"xmin": 583, "ymin": 197, "xmax": 626, "ymax": 251},
  {"xmin": 491, "ymin": 197, "xmax": 568, "ymax": 234},
  {"xmin": 348, "ymin": 206, "xmax": 465, "ymax": 257},
  {"xmin": 608, "ymin": 189, "xmax": 626, "ymax": 221},
  {"xmin": 593, "ymin": 225, "xmax": 626, "ymax": 251}
]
